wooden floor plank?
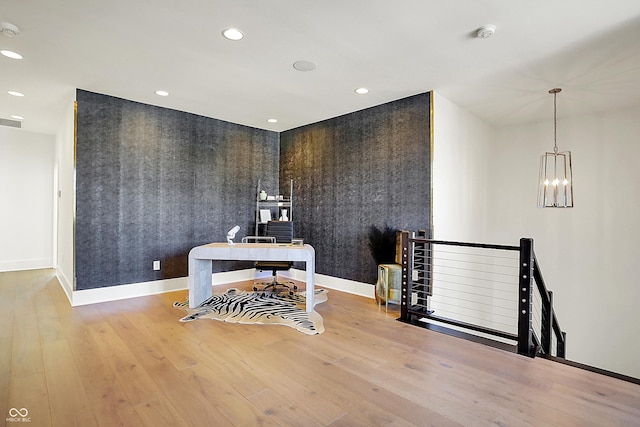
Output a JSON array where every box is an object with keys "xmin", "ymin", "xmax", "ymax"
[
  {"xmin": 0, "ymin": 336, "xmax": 11, "ymax": 420},
  {"xmin": 2, "ymin": 269, "xmax": 639, "ymax": 427},
  {"xmin": 219, "ymin": 333, "xmax": 350, "ymax": 426},
  {"xmin": 182, "ymin": 363, "xmax": 278, "ymax": 426},
  {"xmin": 41, "ymin": 339, "xmax": 99, "ymax": 427},
  {"xmin": 85, "ymin": 320, "xmax": 167, "ymax": 407},
  {"xmin": 89, "ymin": 384, "xmax": 146, "ymax": 427},
  {"xmin": 106, "ymin": 314, "xmax": 237, "ymax": 426},
  {"xmin": 133, "ymin": 398, "xmax": 192, "ymax": 427},
  {"xmin": 10, "ymin": 319, "xmax": 44, "ymax": 379},
  {"xmin": 7, "ymin": 372, "xmax": 52, "ymax": 427}
]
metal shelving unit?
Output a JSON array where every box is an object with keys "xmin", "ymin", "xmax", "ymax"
[{"xmin": 254, "ymin": 179, "xmax": 293, "ymax": 235}]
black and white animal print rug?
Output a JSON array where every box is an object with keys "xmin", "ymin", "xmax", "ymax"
[{"xmin": 174, "ymin": 288, "xmax": 328, "ymax": 335}]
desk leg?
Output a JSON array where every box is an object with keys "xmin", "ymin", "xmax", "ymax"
[
  {"xmin": 305, "ymin": 260, "xmax": 314, "ymax": 313},
  {"xmin": 189, "ymin": 258, "xmax": 212, "ymax": 308}
]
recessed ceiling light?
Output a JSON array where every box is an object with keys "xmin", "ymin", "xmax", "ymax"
[
  {"xmin": 1, "ymin": 49, "xmax": 22, "ymax": 59},
  {"xmin": 10, "ymin": 115, "xmax": 23, "ymax": 120},
  {"xmin": 155, "ymin": 90, "xmax": 169, "ymax": 96},
  {"xmin": 267, "ymin": 118, "xmax": 278, "ymax": 123},
  {"xmin": 293, "ymin": 60, "xmax": 316, "ymax": 72},
  {"xmin": 8, "ymin": 90, "xmax": 24, "ymax": 97},
  {"xmin": 355, "ymin": 87, "xmax": 369, "ymax": 95},
  {"xmin": 222, "ymin": 28, "xmax": 244, "ymax": 41}
]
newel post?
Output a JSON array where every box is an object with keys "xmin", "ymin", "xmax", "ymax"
[
  {"xmin": 518, "ymin": 238, "xmax": 535, "ymax": 357},
  {"xmin": 400, "ymin": 230, "xmax": 411, "ymax": 320}
]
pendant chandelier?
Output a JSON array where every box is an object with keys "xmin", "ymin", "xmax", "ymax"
[{"xmin": 537, "ymin": 88, "xmax": 573, "ymax": 208}]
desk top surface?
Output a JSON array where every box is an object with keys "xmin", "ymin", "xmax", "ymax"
[
  {"xmin": 202, "ymin": 242, "xmax": 310, "ymax": 249},
  {"xmin": 189, "ymin": 242, "xmax": 315, "ymax": 260}
]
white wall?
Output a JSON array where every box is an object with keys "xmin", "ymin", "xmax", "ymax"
[
  {"xmin": 487, "ymin": 106, "xmax": 640, "ymax": 379},
  {"xmin": 0, "ymin": 127, "xmax": 55, "ymax": 271},
  {"xmin": 55, "ymin": 100, "xmax": 77, "ymax": 296},
  {"xmin": 431, "ymin": 92, "xmax": 519, "ymax": 337},
  {"xmin": 433, "ymin": 91, "xmax": 640, "ymax": 379},
  {"xmin": 432, "ymin": 92, "xmax": 493, "ymax": 242}
]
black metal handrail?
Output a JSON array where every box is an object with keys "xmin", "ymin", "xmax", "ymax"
[
  {"xmin": 532, "ymin": 250, "xmax": 566, "ymax": 357},
  {"xmin": 399, "ymin": 231, "xmax": 566, "ymax": 358}
]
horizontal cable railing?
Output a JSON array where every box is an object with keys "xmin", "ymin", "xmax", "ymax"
[{"xmin": 400, "ymin": 231, "xmax": 566, "ymax": 358}]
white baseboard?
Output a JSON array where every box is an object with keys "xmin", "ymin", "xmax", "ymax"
[
  {"xmin": 0, "ymin": 258, "xmax": 53, "ymax": 273},
  {"xmin": 56, "ymin": 268, "xmax": 74, "ymax": 304},
  {"xmin": 67, "ymin": 269, "xmax": 265, "ymax": 306},
  {"xmin": 289, "ymin": 269, "xmax": 375, "ymax": 299},
  {"xmin": 57, "ymin": 267, "xmax": 374, "ymax": 306},
  {"xmin": 70, "ymin": 276, "xmax": 188, "ymax": 306}
]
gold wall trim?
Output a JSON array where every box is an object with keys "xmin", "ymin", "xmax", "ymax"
[{"xmin": 429, "ymin": 90, "xmax": 434, "ymax": 239}]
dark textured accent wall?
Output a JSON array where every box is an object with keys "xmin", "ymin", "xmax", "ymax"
[
  {"xmin": 75, "ymin": 90, "xmax": 279, "ymax": 290},
  {"xmin": 280, "ymin": 93, "xmax": 431, "ymax": 285}
]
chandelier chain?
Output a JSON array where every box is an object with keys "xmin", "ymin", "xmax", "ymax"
[
  {"xmin": 549, "ymin": 88, "xmax": 561, "ymax": 154},
  {"xmin": 553, "ymin": 91, "xmax": 558, "ymax": 154}
]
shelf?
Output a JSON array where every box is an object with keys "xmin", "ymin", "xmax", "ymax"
[
  {"xmin": 257, "ymin": 200, "xmax": 291, "ymax": 206},
  {"xmin": 255, "ymin": 179, "xmax": 293, "ymax": 235}
]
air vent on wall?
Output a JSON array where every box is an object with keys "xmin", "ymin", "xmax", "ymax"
[{"xmin": 0, "ymin": 118, "xmax": 22, "ymax": 128}]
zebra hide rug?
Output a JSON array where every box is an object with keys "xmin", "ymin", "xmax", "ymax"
[{"xmin": 173, "ymin": 288, "xmax": 328, "ymax": 335}]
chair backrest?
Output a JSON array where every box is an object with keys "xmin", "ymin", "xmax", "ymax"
[
  {"xmin": 241, "ymin": 236, "xmax": 276, "ymax": 243},
  {"xmin": 265, "ymin": 221, "xmax": 294, "ymax": 243}
]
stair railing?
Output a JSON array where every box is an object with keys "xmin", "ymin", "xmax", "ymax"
[{"xmin": 399, "ymin": 231, "xmax": 566, "ymax": 358}]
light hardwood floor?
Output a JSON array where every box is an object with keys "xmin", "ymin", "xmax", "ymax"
[{"xmin": 1, "ymin": 269, "xmax": 639, "ymax": 426}]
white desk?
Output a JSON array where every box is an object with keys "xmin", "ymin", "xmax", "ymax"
[{"xmin": 188, "ymin": 242, "xmax": 316, "ymax": 312}]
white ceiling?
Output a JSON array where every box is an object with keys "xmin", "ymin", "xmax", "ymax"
[{"xmin": 2, "ymin": 0, "xmax": 640, "ymax": 135}]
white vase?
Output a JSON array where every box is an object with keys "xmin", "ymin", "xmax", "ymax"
[{"xmin": 279, "ymin": 209, "xmax": 288, "ymax": 221}]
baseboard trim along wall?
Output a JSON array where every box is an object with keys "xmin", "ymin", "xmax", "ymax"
[
  {"xmin": 289, "ymin": 268, "xmax": 376, "ymax": 299},
  {"xmin": 0, "ymin": 258, "xmax": 53, "ymax": 273},
  {"xmin": 56, "ymin": 268, "xmax": 375, "ymax": 306},
  {"xmin": 56, "ymin": 268, "xmax": 74, "ymax": 303}
]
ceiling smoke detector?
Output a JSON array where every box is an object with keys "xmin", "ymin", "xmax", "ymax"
[
  {"xmin": 476, "ymin": 24, "xmax": 496, "ymax": 39},
  {"xmin": 1, "ymin": 22, "xmax": 21, "ymax": 37}
]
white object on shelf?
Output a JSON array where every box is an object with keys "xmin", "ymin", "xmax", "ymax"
[
  {"xmin": 259, "ymin": 209, "xmax": 272, "ymax": 224},
  {"xmin": 255, "ymin": 179, "xmax": 294, "ymax": 234}
]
